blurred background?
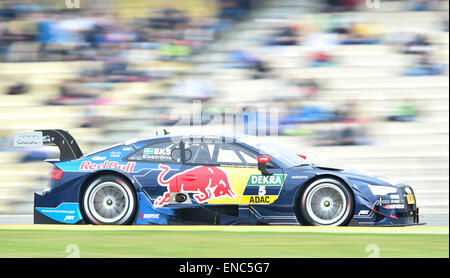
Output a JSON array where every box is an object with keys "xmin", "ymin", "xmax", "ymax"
[{"xmin": 0, "ymin": 0, "xmax": 448, "ymax": 220}]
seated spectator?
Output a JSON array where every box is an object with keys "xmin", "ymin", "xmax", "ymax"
[
  {"xmin": 401, "ymin": 34, "xmax": 434, "ymax": 54},
  {"xmin": 302, "ymin": 31, "xmax": 338, "ymax": 67},
  {"xmin": 296, "ymin": 79, "xmax": 320, "ymax": 99},
  {"xmin": 408, "ymin": 0, "xmax": 437, "ymax": 11},
  {"xmin": 339, "ymin": 23, "xmax": 384, "ymax": 45},
  {"xmin": 306, "ymin": 52, "xmax": 334, "ymax": 67},
  {"xmin": 403, "ymin": 54, "xmax": 447, "ymax": 76},
  {"xmin": 386, "ymin": 101, "xmax": 417, "ymax": 122},
  {"xmin": 229, "ymin": 50, "xmax": 271, "ymax": 79},
  {"xmin": 6, "ymin": 83, "xmax": 29, "ymax": 95},
  {"xmin": 265, "ymin": 24, "xmax": 298, "ymax": 46},
  {"xmin": 323, "ymin": 0, "xmax": 360, "ymax": 13},
  {"xmin": 219, "ymin": 0, "xmax": 250, "ymax": 21}
]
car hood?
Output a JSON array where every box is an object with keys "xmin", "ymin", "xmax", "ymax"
[{"xmin": 311, "ymin": 165, "xmax": 405, "ymax": 187}]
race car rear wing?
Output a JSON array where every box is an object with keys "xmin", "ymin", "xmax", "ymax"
[{"xmin": 14, "ymin": 129, "xmax": 83, "ymax": 161}]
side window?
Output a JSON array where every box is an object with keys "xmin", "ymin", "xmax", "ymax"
[
  {"xmin": 184, "ymin": 141, "xmax": 259, "ymax": 167},
  {"xmin": 184, "ymin": 141, "xmax": 213, "ymax": 164},
  {"xmin": 217, "ymin": 148, "xmax": 242, "ymax": 163},
  {"xmin": 238, "ymin": 150, "xmax": 258, "ymax": 165},
  {"xmin": 127, "ymin": 141, "xmax": 180, "ymax": 162}
]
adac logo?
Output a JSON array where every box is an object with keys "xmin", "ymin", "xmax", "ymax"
[{"xmin": 154, "ymin": 164, "xmax": 236, "ymax": 207}]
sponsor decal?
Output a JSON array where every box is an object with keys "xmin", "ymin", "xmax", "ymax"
[
  {"xmin": 135, "ymin": 192, "xmax": 172, "ymax": 225},
  {"xmin": 241, "ymin": 195, "xmax": 278, "ymax": 204},
  {"xmin": 110, "ymin": 151, "xmax": 121, "ymax": 158},
  {"xmin": 64, "ymin": 215, "xmax": 75, "ymax": 221},
  {"xmin": 143, "ymin": 148, "xmax": 154, "ymax": 155},
  {"xmin": 154, "ymin": 164, "xmax": 236, "ymax": 207},
  {"xmin": 80, "ymin": 160, "xmax": 136, "ymax": 173},
  {"xmin": 292, "ymin": 175, "xmax": 308, "ymax": 179},
  {"xmin": 35, "ymin": 203, "xmax": 82, "ymax": 224},
  {"xmin": 241, "ymin": 174, "xmax": 287, "ymax": 204},
  {"xmin": 382, "ymin": 199, "xmax": 403, "ymax": 204},
  {"xmin": 357, "ymin": 210, "xmax": 370, "ymax": 216},
  {"xmin": 122, "ymin": 147, "xmax": 133, "ymax": 151},
  {"xmin": 143, "ymin": 147, "xmax": 172, "ymax": 160},
  {"xmin": 406, "ymin": 194, "xmax": 415, "ymax": 204},
  {"xmin": 138, "ymin": 213, "xmax": 160, "ymax": 219},
  {"xmin": 92, "ymin": 156, "xmax": 106, "ymax": 161},
  {"xmin": 247, "ymin": 174, "xmax": 287, "ymax": 186},
  {"xmin": 384, "ymin": 204, "xmax": 405, "ymax": 209}
]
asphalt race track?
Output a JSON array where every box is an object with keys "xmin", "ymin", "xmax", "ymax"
[{"xmin": 0, "ymin": 213, "xmax": 447, "ymax": 226}]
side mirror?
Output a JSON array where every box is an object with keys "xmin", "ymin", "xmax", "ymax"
[{"xmin": 258, "ymin": 155, "xmax": 273, "ymax": 176}]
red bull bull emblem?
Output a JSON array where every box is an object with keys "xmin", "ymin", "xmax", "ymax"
[{"xmin": 154, "ymin": 164, "xmax": 236, "ymax": 207}]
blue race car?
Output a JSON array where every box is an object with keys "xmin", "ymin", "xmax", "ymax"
[{"xmin": 14, "ymin": 129, "xmax": 421, "ymax": 226}]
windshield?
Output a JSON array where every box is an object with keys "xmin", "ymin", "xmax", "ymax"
[{"xmin": 239, "ymin": 138, "xmax": 309, "ymax": 167}]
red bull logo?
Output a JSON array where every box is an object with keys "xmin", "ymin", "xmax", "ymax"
[
  {"xmin": 80, "ymin": 161, "xmax": 135, "ymax": 173},
  {"xmin": 154, "ymin": 164, "xmax": 236, "ymax": 207}
]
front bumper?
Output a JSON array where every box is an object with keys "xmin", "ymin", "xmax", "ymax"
[{"xmin": 353, "ymin": 185, "xmax": 425, "ymax": 226}]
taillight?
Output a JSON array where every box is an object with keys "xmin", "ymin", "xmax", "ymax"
[{"xmin": 50, "ymin": 168, "xmax": 63, "ymax": 180}]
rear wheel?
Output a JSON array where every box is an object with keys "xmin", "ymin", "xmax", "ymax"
[
  {"xmin": 297, "ymin": 178, "xmax": 354, "ymax": 226},
  {"xmin": 81, "ymin": 175, "xmax": 137, "ymax": 225}
]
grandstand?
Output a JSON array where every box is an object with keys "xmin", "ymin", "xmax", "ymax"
[{"xmin": 0, "ymin": 0, "xmax": 448, "ymax": 219}]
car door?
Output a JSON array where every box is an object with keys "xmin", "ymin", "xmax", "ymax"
[
  {"xmin": 179, "ymin": 138, "xmax": 285, "ymax": 206},
  {"xmin": 126, "ymin": 140, "xmax": 182, "ymax": 205}
]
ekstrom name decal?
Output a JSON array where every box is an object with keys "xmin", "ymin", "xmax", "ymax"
[{"xmin": 80, "ymin": 161, "xmax": 136, "ymax": 173}]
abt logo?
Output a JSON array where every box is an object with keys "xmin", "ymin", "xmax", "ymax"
[
  {"xmin": 64, "ymin": 215, "xmax": 75, "ymax": 221},
  {"xmin": 65, "ymin": 0, "xmax": 80, "ymax": 9}
]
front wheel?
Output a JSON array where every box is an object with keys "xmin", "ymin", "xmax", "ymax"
[
  {"xmin": 297, "ymin": 178, "xmax": 354, "ymax": 226},
  {"xmin": 81, "ymin": 175, "xmax": 137, "ymax": 225}
]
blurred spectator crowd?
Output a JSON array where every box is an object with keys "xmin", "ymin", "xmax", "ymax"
[{"xmin": 0, "ymin": 0, "xmax": 448, "ymax": 149}]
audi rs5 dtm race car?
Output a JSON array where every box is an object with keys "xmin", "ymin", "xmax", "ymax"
[{"xmin": 14, "ymin": 130, "xmax": 421, "ymax": 226}]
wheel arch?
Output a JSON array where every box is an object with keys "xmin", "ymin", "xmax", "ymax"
[
  {"xmin": 78, "ymin": 170, "xmax": 137, "ymax": 201},
  {"xmin": 294, "ymin": 173, "xmax": 355, "ymax": 225}
]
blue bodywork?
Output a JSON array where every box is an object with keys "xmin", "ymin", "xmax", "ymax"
[{"xmin": 34, "ymin": 134, "xmax": 420, "ymax": 226}]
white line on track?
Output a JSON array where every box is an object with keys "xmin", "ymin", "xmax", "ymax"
[{"xmin": 0, "ymin": 225, "xmax": 448, "ymax": 235}]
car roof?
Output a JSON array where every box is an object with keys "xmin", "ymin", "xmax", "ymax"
[{"xmin": 129, "ymin": 133, "xmax": 253, "ymax": 147}]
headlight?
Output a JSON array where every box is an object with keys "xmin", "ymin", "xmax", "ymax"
[{"xmin": 368, "ymin": 185, "xmax": 398, "ymax": 196}]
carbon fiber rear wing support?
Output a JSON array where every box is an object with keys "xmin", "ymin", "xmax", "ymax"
[{"xmin": 14, "ymin": 129, "xmax": 83, "ymax": 161}]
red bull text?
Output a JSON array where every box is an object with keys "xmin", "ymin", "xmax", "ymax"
[{"xmin": 80, "ymin": 161, "xmax": 136, "ymax": 173}]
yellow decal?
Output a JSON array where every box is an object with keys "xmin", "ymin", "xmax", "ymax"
[
  {"xmin": 206, "ymin": 167, "xmax": 260, "ymax": 205},
  {"xmin": 406, "ymin": 194, "xmax": 415, "ymax": 204},
  {"xmin": 240, "ymin": 195, "xmax": 279, "ymax": 204}
]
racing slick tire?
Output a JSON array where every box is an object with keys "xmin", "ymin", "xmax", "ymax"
[
  {"xmin": 81, "ymin": 175, "xmax": 137, "ymax": 225},
  {"xmin": 296, "ymin": 178, "xmax": 354, "ymax": 226}
]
